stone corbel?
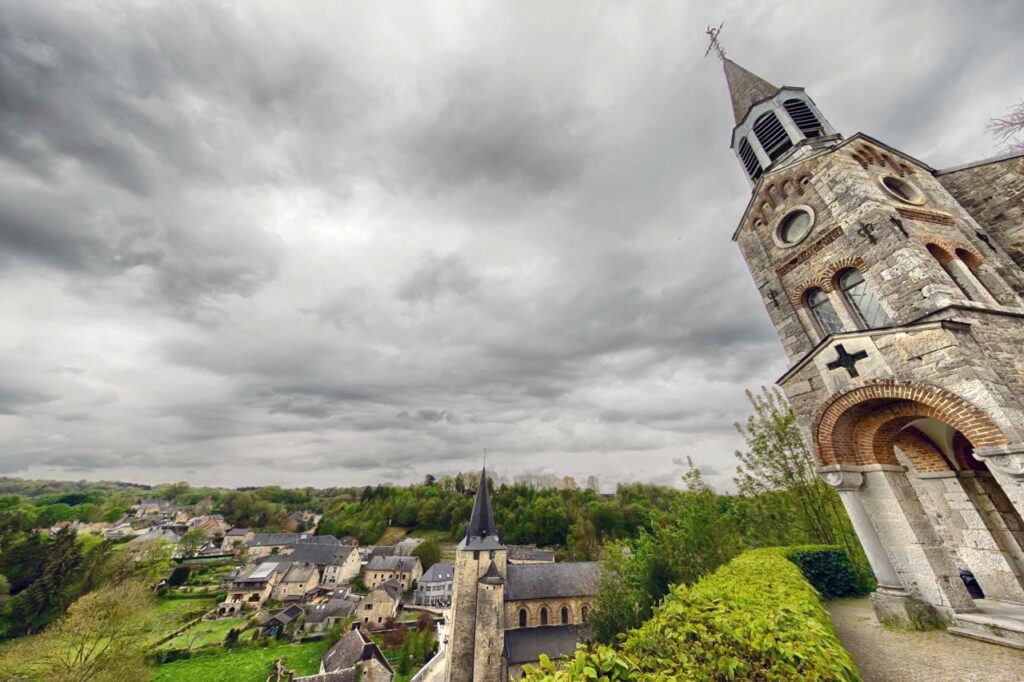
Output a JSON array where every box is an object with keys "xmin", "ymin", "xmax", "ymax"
[
  {"xmin": 974, "ymin": 444, "xmax": 1024, "ymax": 479},
  {"xmin": 817, "ymin": 465, "xmax": 864, "ymax": 491}
]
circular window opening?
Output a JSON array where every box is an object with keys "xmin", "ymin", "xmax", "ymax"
[
  {"xmin": 881, "ymin": 176, "xmax": 925, "ymax": 205},
  {"xmin": 777, "ymin": 209, "xmax": 814, "ymax": 246}
]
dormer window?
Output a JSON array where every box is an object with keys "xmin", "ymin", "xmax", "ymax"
[
  {"xmin": 738, "ymin": 138, "xmax": 763, "ymax": 182},
  {"xmin": 753, "ymin": 111, "xmax": 792, "ymax": 162},
  {"xmin": 783, "ymin": 99, "xmax": 824, "ymax": 138}
]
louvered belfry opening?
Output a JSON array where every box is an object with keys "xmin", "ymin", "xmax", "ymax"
[
  {"xmin": 753, "ymin": 110, "xmax": 792, "ymax": 162},
  {"xmin": 738, "ymin": 138, "xmax": 763, "ymax": 182},
  {"xmin": 783, "ymin": 98, "xmax": 824, "ymax": 138}
]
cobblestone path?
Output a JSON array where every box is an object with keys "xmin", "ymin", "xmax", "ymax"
[{"xmin": 828, "ymin": 598, "xmax": 1024, "ymax": 681}]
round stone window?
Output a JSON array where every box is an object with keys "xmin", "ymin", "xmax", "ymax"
[
  {"xmin": 775, "ymin": 208, "xmax": 815, "ymax": 247},
  {"xmin": 880, "ymin": 176, "xmax": 925, "ymax": 205}
]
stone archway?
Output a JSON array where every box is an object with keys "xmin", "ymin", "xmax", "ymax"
[{"xmin": 813, "ymin": 380, "xmax": 1024, "ymax": 623}]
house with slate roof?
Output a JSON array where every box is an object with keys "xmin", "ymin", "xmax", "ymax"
[
  {"xmin": 364, "ymin": 555, "xmax": 422, "ymax": 591},
  {"xmin": 359, "ymin": 579, "xmax": 403, "ymax": 630},
  {"xmin": 294, "ymin": 628, "xmax": 393, "ymax": 682},
  {"xmin": 246, "ymin": 533, "xmax": 341, "ymax": 560},
  {"xmin": 283, "ymin": 543, "xmax": 362, "ymax": 588},
  {"xmin": 415, "ymin": 561, "xmax": 454, "ymax": 606},
  {"xmin": 444, "ymin": 468, "xmax": 598, "ymax": 681}
]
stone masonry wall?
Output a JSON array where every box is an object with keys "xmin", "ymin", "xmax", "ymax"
[
  {"xmin": 735, "ymin": 137, "xmax": 1024, "ymax": 370},
  {"xmin": 937, "ymin": 154, "xmax": 1024, "ymax": 267}
]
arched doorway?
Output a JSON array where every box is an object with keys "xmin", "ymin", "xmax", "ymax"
[{"xmin": 815, "ymin": 381, "xmax": 1024, "ymax": 616}]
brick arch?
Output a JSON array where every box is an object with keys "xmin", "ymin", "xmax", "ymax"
[
  {"xmin": 792, "ymin": 276, "xmax": 834, "ymax": 308},
  {"xmin": 814, "ymin": 380, "xmax": 1008, "ymax": 466},
  {"xmin": 823, "ymin": 256, "xmax": 867, "ymax": 285}
]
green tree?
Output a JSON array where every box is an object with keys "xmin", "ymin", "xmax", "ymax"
[
  {"xmin": 412, "ymin": 539, "xmax": 442, "ymax": 571},
  {"xmin": 178, "ymin": 529, "xmax": 207, "ymax": 558},
  {"xmin": 734, "ymin": 387, "xmax": 866, "ymax": 571}
]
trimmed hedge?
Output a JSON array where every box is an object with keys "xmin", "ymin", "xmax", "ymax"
[
  {"xmin": 782, "ymin": 545, "xmax": 874, "ymax": 600},
  {"xmin": 524, "ymin": 548, "xmax": 860, "ymax": 681}
]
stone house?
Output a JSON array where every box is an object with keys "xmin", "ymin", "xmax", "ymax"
[
  {"xmin": 218, "ymin": 561, "xmax": 288, "ymax": 617},
  {"xmin": 358, "ymin": 579, "xmax": 403, "ymax": 630},
  {"xmin": 301, "ymin": 593, "xmax": 361, "ymax": 634},
  {"xmin": 187, "ymin": 514, "xmax": 229, "ymax": 537},
  {"xmin": 286, "ymin": 544, "xmax": 361, "ymax": 588},
  {"xmin": 246, "ymin": 533, "xmax": 341, "ymax": 560},
  {"xmin": 297, "ymin": 628, "xmax": 393, "ymax": 682},
  {"xmin": 364, "ymin": 555, "xmax": 422, "ymax": 591},
  {"xmin": 415, "ymin": 562, "xmax": 454, "ymax": 606},
  {"xmin": 272, "ymin": 562, "xmax": 320, "ymax": 602}
]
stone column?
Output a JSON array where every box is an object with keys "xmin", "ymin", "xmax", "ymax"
[
  {"xmin": 974, "ymin": 444, "xmax": 1024, "ymax": 515},
  {"xmin": 820, "ymin": 467, "xmax": 902, "ymax": 588}
]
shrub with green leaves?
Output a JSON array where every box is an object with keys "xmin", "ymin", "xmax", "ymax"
[
  {"xmin": 524, "ymin": 549, "xmax": 860, "ymax": 681},
  {"xmin": 782, "ymin": 545, "xmax": 873, "ymax": 600}
]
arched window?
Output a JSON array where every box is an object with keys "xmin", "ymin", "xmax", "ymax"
[
  {"xmin": 838, "ymin": 269, "xmax": 892, "ymax": 328},
  {"xmin": 753, "ymin": 111, "xmax": 793, "ymax": 162},
  {"xmin": 956, "ymin": 248, "xmax": 1008, "ymax": 305},
  {"xmin": 738, "ymin": 138, "xmax": 763, "ymax": 182},
  {"xmin": 806, "ymin": 289, "xmax": 844, "ymax": 336},
  {"xmin": 540, "ymin": 607, "xmax": 548, "ymax": 626},
  {"xmin": 519, "ymin": 608, "xmax": 527, "ymax": 628},
  {"xmin": 561, "ymin": 606, "xmax": 569, "ymax": 624},
  {"xmin": 581, "ymin": 606, "xmax": 589, "ymax": 623},
  {"xmin": 927, "ymin": 244, "xmax": 975, "ymax": 301},
  {"xmin": 783, "ymin": 99, "xmax": 824, "ymax": 138}
]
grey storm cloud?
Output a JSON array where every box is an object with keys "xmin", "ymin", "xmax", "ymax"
[{"xmin": 0, "ymin": 0, "xmax": 1022, "ymax": 489}]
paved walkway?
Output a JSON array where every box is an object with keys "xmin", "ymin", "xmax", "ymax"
[{"xmin": 828, "ymin": 598, "xmax": 1024, "ymax": 681}]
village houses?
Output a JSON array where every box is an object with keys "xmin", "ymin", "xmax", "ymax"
[{"xmin": 364, "ymin": 555, "xmax": 422, "ymax": 591}]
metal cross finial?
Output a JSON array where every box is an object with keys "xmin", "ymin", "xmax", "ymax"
[{"xmin": 704, "ymin": 21, "xmax": 726, "ymax": 61}]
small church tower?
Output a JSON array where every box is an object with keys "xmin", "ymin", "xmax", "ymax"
[
  {"xmin": 721, "ymin": 48, "xmax": 1024, "ymax": 637},
  {"xmin": 445, "ymin": 468, "xmax": 507, "ymax": 682}
]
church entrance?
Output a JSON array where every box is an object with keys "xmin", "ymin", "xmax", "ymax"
[{"xmin": 815, "ymin": 382, "xmax": 1024, "ymax": 629}]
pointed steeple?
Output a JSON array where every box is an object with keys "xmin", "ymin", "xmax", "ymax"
[
  {"xmin": 465, "ymin": 467, "xmax": 498, "ymax": 542},
  {"xmin": 723, "ymin": 58, "xmax": 779, "ymax": 124}
]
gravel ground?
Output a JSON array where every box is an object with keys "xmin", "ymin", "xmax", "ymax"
[{"xmin": 828, "ymin": 598, "xmax": 1024, "ymax": 682}]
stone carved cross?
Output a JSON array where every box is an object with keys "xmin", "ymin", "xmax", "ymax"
[{"xmin": 826, "ymin": 344, "xmax": 869, "ymax": 378}]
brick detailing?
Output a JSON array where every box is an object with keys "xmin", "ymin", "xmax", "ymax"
[
  {"xmin": 896, "ymin": 207, "xmax": 956, "ymax": 226},
  {"xmin": 919, "ymin": 237, "xmax": 984, "ymax": 264},
  {"xmin": 813, "ymin": 380, "xmax": 1008, "ymax": 466},
  {"xmin": 850, "ymin": 144, "xmax": 915, "ymax": 175},
  {"xmin": 776, "ymin": 226, "xmax": 845, "ymax": 276},
  {"xmin": 894, "ymin": 428, "xmax": 954, "ymax": 473},
  {"xmin": 822, "ymin": 256, "xmax": 867, "ymax": 284},
  {"xmin": 791, "ymin": 275, "xmax": 834, "ymax": 308}
]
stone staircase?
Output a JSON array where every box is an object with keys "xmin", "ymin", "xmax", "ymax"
[{"xmin": 948, "ymin": 599, "xmax": 1024, "ymax": 650}]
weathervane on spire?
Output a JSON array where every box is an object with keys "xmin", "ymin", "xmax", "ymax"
[{"xmin": 704, "ymin": 21, "xmax": 726, "ymax": 61}]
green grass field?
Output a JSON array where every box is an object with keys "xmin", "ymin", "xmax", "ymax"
[
  {"xmin": 151, "ymin": 640, "xmax": 328, "ymax": 681},
  {"xmin": 160, "ymin": 617, "xmax": 247, "ymax": 651},
  {"xmin": 145, "ymin": 596, "xmax": 218, "ymax": 645},
  {"xmin": 376, "ymin": 526, "xmax": 407, "ymax": 545}
]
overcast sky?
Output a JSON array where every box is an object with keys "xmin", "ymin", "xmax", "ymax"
[{"xmin": 1, "ymin": 1, "xmax": 1022, "ymax": 491}]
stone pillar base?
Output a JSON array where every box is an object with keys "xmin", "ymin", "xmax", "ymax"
[{"xmin": 870, "ymin": 587, "xmax": 953, "ymax": 630}]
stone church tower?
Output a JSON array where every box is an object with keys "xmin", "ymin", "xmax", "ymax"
[
  {"xmin": 722, "ymin": 56, "xmax": 1024, "ymax": 641},
  {"xmin": 445, "ymin": 468, "xmax": 507, "ymax": 681}
]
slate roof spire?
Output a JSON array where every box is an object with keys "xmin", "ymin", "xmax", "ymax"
[
  {"xmin": 465, "ymin": 466, "xmax": 499, "ymax": 543},
  {"xmin": 723, "ymin": 58, "xmax": 779, "ymax": 124}
]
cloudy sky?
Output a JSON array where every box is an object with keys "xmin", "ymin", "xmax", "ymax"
[{"xmin": 1, "ymin": 1, "xmax": 1022, "ymax": 490}]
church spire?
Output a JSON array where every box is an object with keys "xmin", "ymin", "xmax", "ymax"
[
  {"xmin": 723, "ymin": 58, "xmax": 779, "ymax": 124},
  {"xmin": 465, "ymin": 467, "xmax": 498, "ymax": 542}
]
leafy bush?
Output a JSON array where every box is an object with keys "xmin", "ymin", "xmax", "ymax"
[
  {"xmin": 525, "ymin": 549, "xmax": 860, "ymax": 681},
  {"xmin": 782, "ymin": 545, "xmax": 873, "ymax": 600}
]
